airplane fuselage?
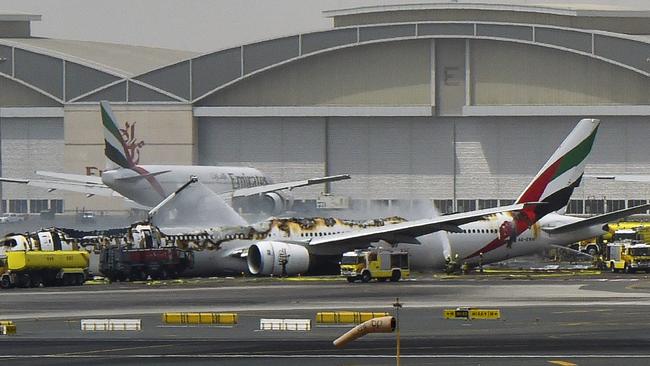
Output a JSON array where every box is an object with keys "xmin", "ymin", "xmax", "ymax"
[
  {"xmin": 101, "ymin": 165, "xmax": 271, "ymax": 207},
  {"xmin": 406, "ymin": 213, "xmax": 605, "ymax": 269},
  {"xmin": 174, "ymin": 213, "xmax": 607, "ymax": 276}
]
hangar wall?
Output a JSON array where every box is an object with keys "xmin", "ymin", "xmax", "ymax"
[
  {"xmin": 198, "ymin": 117, "xmax": 326, "ymax": 199},
  {"xmin": 0, "ymin": 117, "xmax": 64, "ymax": 213},
  {"xmin": 196, "ymin": 114, "xmax": 650, "ymax": 213}
]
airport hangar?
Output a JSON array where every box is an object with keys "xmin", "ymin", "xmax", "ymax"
[{"xmin": 1, "ymin": 3, "xmax": 650, "ymax": 216}]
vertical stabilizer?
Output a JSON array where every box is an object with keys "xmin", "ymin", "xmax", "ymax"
[
  {"xmin": 101, "ymin": 101, "xmax": 134, "ymax": 170},
  {"xmin": 516, "ymin": 118, "xmax": 600, "ymax": 219}
]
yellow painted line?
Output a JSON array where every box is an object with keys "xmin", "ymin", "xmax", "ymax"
[
  {"xmin": 83, "ymin": 280, "xmax": 110, "ymax": 285},
  {"xmin": 548, "ymin": 361, "xmax": 577, "ymax": 366}
]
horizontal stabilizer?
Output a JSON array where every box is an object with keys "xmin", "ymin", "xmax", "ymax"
[
  {"xmin": 542, "ymin": 204, "xmax": 650, "ymax": 234},
  {"xmin": 0, "ymin": 177, "xmax": 29, "ymax": 184},
  {"xmin": 586, "ymin": 174, "xmax": 650, "ymax": 183},
  {"xmin": 0, "ymin": 177, "xmax": 119, "ymax": 198},
  {"xmin": 114, "ymin": 170, "xmax": 171, "ymax": 181},
  {"xmin": 36, "ymin": 171, "xmax": 103, "ymax": 184}
]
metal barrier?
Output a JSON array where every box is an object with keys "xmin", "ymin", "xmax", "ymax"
[
  {"xmin": 316, "ymin": 311, "xmax": 390, "ymax": 325},
  {"xmin": 162, "ymin": 312, "xmax": 238, "ymax": 325},
  {"xmin": 443, "ymin": 307, "xmax": 501, "ymax": 320},
  {"xmin": 260, "ymin": 318, "xmax": 311, "ymax": 331},
  {"xmin": 81, "ymin": 319, "xmax": 142, "ymax": 331}
]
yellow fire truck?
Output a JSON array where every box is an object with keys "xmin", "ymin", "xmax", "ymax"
[
  {"xmin": 606, "ymin": 242, "xmax": 650, "ymax": 273},
  {"xmin": 340, "ymin": 249, "xmax": 410, "ymax": 283},
  {"xmin": 0, "ymin": 230, "xmax": 89, "ymax": 288}
]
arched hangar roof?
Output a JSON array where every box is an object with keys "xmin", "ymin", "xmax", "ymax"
[
  {"xmin": 0, "ymin": 37, "xmax": 197, "ymax": 105},
  {"xmin": 143, "ymin": 20, "xmax": 650, "ymax": 104},
  {"xmin": 0, "ymin": 4, "xmax": 649, "ymax": 106}
]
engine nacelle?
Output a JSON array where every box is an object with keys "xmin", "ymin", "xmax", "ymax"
[
  {"xmin": 232, "ymin": 192, "xmax": 290, "ymax": 215},
  {"xmin": 247, "ymin": 241, "xmax": 310, "ymax": 276},
  {"xmin": 262, "ymin": 192, "xmax": 287, "ymax": 214}
]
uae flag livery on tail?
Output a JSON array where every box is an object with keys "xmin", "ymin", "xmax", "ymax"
[
  {"xmin": 465, "ymin": 118, "xmax": 600, "ymax": 260},
  {"xmin": 101, "ymin": 101, "xmax": 135, "ymax": 170},
  {"xmin": 516, "ymin": 118, "xmax": 600, "ymax": 224}
]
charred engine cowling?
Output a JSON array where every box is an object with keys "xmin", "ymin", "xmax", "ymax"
[
  {"xmin": 233, "ymin": 192, "xmax": 289, "ymax": 215},
  {"xmin": 247, "ymin": 241, "xmax": 309, "ymax": 276}
]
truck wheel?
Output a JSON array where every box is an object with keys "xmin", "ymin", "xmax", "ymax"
[
  {"xmin": 0, "ymin": 276, "xmax": 12, "ymax": 289},
  {"xmin": 390, "ymin": 270, "xmax": 401, "ymax": 282},
  {"xmin": 361, "ymin": 271, "xmax": 371, "ymax": 283},
  {"xmin": 611, "ymin": 263, "xmax": 617, "ymax": 273},
  {"xmin": 586, "ymin": 246, "xmax": 598, "ymax": 256},
  {"xmin": 31, "ymin": 274, "xmax": 43, "ymax": 288},
  {"xmin": 346, "ymin": 277, "xmax": 356, "ymax": 283}
]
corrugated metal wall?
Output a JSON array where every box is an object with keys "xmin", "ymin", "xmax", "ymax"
[
  {"xmin": 198, "ymin": 117, "xmax": 326, "ymax": 199},
  {"xmin": 0, "ymin": 116, "xmax": 64, "ymax": 203},
  {"xmin": 196, "ymin": 115, "xmax": 650, "ymax": 206}
]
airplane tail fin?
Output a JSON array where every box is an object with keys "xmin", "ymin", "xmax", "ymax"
[
  {"xmin": 100, "ymin": 101, "xmax": 135, "ymax": 170},
  {"xmin": 516, "ymin": 118, "xmax": 600, "ymax": 222}
]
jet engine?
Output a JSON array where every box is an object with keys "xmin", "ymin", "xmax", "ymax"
[
  {"xmin": 247, "ymin": 241, "xmax": 310, "ymax": 276},
  {"xmin": 261, "ymin": 192, "xmax": 288, "ymax": 214},
  {"xmin": 232, "ymin": 192, "xmax": 291, "ymax": 215}
]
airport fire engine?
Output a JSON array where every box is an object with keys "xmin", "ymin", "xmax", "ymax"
[
  {"xmin": 340, "ymin": 248, "xmax": 410, "ymax": 283},
  {"xmin": 99, "ymin": 224, "xmax": 193, "ymax": 281},
  {"xmin": 606, "ymin": 241, "xmax": 650, "ymax": 273},
  {"xmin": 0, "ymin": 229, "xmax": 89, "ymax": 288}
]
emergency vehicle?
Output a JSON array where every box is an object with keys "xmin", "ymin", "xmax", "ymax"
[{"xmin": 340, "ymin": 248, "xmax": 410, "ymax": 283}]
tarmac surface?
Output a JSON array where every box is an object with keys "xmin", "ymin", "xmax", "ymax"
[{"xmin": 2, "ymin": 271, "xmax": 650, "ymax": 365}]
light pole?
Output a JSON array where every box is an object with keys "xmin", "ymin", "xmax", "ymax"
[{"xmin": 393, "ymin": 297, "xmax": 402, "ymax": 366}]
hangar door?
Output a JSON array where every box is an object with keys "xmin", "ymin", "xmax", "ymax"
[
  {"xmin": 197, "ymin": 117, "xmax": 326, "ymax": 199},
  {"xmin": 0, "ymin": 116, "xmax": 64, "ymax": 213},
  {"xmin": 327, "ymin": 117, "xmax": 454, "ymax": 200}
]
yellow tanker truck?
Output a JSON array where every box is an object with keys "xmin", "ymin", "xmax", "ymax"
[{"xmin": 0, "ymin": 230, "xmax": 89, "ymax": 288}]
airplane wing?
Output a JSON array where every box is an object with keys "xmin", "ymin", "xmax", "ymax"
[
  {"xmin": 306, "ymin": 203, "xmax": 542, "ymax": 253},
  {"xmin": 36, "ymin": 171, "xmax": 103, "ymax": 184},
  {"xmin": 231, "ymin": 174, "xmax": 351, "ymax": 198},
  {"xmin": 586, "ymin": 174, "xmax": 650, "ymax": 183},
  {"xmin": 541, "ymin": 204, "xmax": 650, "ymax": 234},
  {"xmin": 0, "ymin": 177, "xmax": 119, "ymax": 197}
]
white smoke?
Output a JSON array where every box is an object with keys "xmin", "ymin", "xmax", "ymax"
[{"xmin": 151, "ymin": 181, "xmax": 248, "ymax": 232}]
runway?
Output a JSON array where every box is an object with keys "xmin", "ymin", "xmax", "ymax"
[{"xmin": 2, "ymin": 273, "xmax": 650, "ymax": 365}]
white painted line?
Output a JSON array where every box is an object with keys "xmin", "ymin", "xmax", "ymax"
[{"xmin": 0, "ymin": 354, "xmax": 649, "ymax": 359}]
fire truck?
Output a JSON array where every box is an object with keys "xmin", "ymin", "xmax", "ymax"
[
  {"xmin": 340, "ymin": 248, "xmax": 410, "ymax": 283},
  {"xmin": 99, "ymin": 224, "xmax": 193, "ymax": 281},
  {"xmin": 606, "ymin": 241, "xmax": 650, "ymax": 273},
  {"xmin": 0, "ymin": 229, "xmax": 89, "ymax": 288}
]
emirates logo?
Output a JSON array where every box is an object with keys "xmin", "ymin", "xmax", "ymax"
[{"xmin": 120, "ymin": 121, "xmax": 145, "ymax": 165}]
